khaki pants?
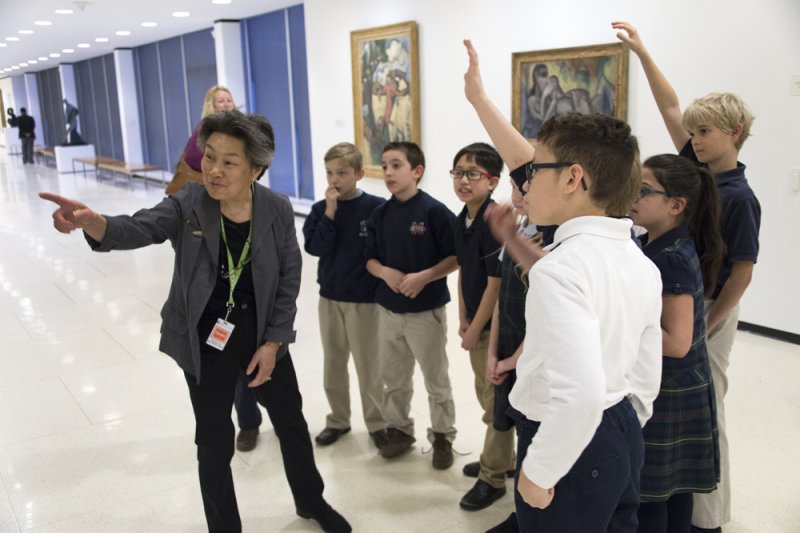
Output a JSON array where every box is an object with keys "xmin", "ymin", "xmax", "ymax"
[
  {"xmin": 319, "ymin": 298, "xmax": 385, "ymax": 433},
  {"xmin": 693, "ymin": 300, "xmax": 739, "ymax": 529},
  {"xmin": 470, "ymin": 332, "xmax": 515, "ymax": 488},
  {"xmin": 378, "ymin": 306, "xmax": 456, "ymax": 444}
]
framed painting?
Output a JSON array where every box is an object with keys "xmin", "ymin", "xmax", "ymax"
[
  {"xmin": 351, "ymin": 21, "xmax": 420, "ymax": 177},
  {"xmin": 512, "ymin": 43, "xmax": 628, "ymax": 141}
]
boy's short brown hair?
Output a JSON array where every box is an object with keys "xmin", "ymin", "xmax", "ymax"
[
  {"xmin": 683, "ymin": 92, "xmax": 754, "ymax": 151},
  {"xmin": 324, "ymin": 142, "xmax": 363, "ymax": 172},
  {"xmin": 382, "ymin": 141, "xmax": 426, "ymax": 182},
  {"xmin": 383, "ymin": 142, "xmax": 425, "ymax": 170},
  {"xmin": 538, "ymin": 113, "xmax": 640, "ymax": 217}
]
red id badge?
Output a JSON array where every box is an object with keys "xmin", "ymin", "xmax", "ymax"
[{"xmin": 206, "ymin": 318, "xmax": 235, "ymax": 350}]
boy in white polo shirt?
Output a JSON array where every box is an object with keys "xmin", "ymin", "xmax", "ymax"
[{"xmin": 464, "ymin": 40, "xmax": 663, "ymax": 532}]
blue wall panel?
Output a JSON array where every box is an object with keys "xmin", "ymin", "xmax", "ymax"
[
  {"xmin": 288, "ymin": 4, "xmax": 313, "ymax": 200},
  {"xmin": 245, "ymin": 10, "xmax": 296, "ymax": 197},
  {"xmin": 135, "ymin": 43, "xmax": 168, "ymax": 169},
  {"xmin": 183, "ymin": 28, "xmax": 218, "ymax": 124}
]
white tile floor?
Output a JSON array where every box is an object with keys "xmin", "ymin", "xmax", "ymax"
[{"xmin": 0, "ymin": 153, "xmax": 797, "ymax": 532}]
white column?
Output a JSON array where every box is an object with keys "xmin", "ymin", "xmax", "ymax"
[
  {"xmin": 213, "ymin": 20, "xmax": 247, "ymax": 112},
  {"xmin": 22, "ymin": 73, "xmax": 41, "ymax": 132},
  {"xmin": 113, "ymin": 48, "xmax": 144, "ymax": 163},
  {"xmin": 11, "ymin": 75, "xmax": 27, "ymax": 110}
]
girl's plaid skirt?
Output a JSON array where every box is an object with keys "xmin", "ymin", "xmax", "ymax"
[{"xmin": 640, "ymin": 357, "xmax": 720, "ymax": 502}]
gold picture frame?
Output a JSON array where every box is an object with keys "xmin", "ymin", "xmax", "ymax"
[
  {"xmin": 351, "ymin": 21, "xmax": 420, "ymax": 177},
  {"xmin": 512, "ymin": 43, "xmax": 628, "ymax": 141}
]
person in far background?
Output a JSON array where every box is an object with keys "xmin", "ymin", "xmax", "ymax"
[
  {"xmin": 165, "ymin": 85, "xmax": 263, "ymax": 452},
  {"xmin": 167, "ymin": 86, "xmax": 236, "ymax": 194},
  {"xmin": 17, "ymin": 107, "xmax": 36, "ymax": 165}
]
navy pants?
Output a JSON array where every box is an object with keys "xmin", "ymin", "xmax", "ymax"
[
  {"xmin": 185, "ymin": 351, "xmax": 325, "ymax": 532},
  {"xmin": 510, "ymin": 398, "xmax": 644, "ymax": 532}
]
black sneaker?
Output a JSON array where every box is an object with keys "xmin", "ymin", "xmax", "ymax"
[
  {"xmin": 379, "ymin": 428, "xmax": 415, "ymax": 458},
  {"xmin": 431, "ymin": 432, "xmax": 454, "ymax": 470}
]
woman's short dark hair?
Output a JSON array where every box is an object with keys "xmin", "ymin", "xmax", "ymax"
[{"xmin": 197, "ymin": 110, "xmax": 275, "ymax": 179}]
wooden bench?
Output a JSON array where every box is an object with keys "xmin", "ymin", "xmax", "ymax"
[
  {"xmin": 97, "ymin": 161, "xmax": 163, "ymax": 187},
  {"xmin": 72, "ymin": 156, "xmax": 125, "ymax": 176},
  {"xmin": 34, "ymin": 147, "xmax": 56, "ymax": 167}
]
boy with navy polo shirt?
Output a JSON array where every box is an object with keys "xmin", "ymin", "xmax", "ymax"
[
  {"xmin": 615, "ymin": 22, "xmax": 761, "ymax": 532},
  {"xmin": 365, "ymin": 141, "xmax": 459, "ymax": 469},
  {"xmin": 449, "ymin": 143, "xmax": 514, "ymax": 512},
  {"xmin": 302, "ymin": 142, "xmax": 387, "ymax": 449}
]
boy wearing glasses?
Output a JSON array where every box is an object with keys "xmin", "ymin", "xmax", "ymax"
[
  {"xmin": 450, "ymin": 143, "xmax": 514, "ymax": 511},
  {"xmin": 464, "ymin": 40, "xmax": 662, "ymax": 531},
  {"xmin": 365, "ymin": 141, "xmax": 459, "ymax": 469}
]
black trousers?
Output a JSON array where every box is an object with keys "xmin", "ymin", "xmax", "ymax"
[{"xmin": 185, "ymin": 349, "xmax": 325, "ymax": 532}]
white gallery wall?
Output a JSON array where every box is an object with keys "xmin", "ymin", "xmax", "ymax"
[{"xmin": 302, "ymin": 0, "xmax": 800, "ymax": 336}]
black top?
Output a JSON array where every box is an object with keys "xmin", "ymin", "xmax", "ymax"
[
  {"xmin": 365, "ymin": 190, "xmax": 456, "ymax": 313},
  {"xmin": 197, "ymin": 216, "xmax": 257, "ymax": 355},
  {"xmin": 453, "ymin": 196, "xmax": 502, "ymax": 328},
  {"xmin": 680, "ymin": 141, "xmax": 760, "ymax": 298},
  {"xmin": 302, "ymin": 190, "xmax": 385, "ymax": 303},
  {"xmin": 17, "ymin": 114, "xmax": 35, "ymax": 139}
]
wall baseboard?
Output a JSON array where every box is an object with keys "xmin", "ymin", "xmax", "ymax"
[{"xmin": 737, "ymin": 321, "xmax": 800, "ymax": 345}]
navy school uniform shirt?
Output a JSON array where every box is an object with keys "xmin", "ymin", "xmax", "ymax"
[
  {"xmin": 453, "ymin": 196, "xmax": 502, "ymax": 329},
  {"xmin": 365, "ymin": 189, "xmax": 456, "ymax": 313},
  {"xmin": 643, "ymin": 225, "xmax": 709, "ymax": 369},
  {"xmin": 302, "ymin": 190, "xmax": 385, "ymax": 303},
  {"xmin": 680, "ymin": 141, "xmax": 761, "ymax": 298}
]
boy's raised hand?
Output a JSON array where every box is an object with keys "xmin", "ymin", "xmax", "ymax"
[
  {"xmin": 463, "ymin": 39, "xmax": 486, "ymax": 105},
  {"xmin": 612, "ymin": 21, "xmax": 647, "ymax": 57}
]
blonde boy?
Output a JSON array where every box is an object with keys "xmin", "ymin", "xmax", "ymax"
[
  {"xmin": 302, "ymin": 143, "xmax": 387, "ymax": 448},
  {"xmin": 615, "ymin": 23, "xmax": 761, "ymax": 531}
]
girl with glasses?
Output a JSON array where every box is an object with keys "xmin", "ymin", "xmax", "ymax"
[{"xmin": 629, "ymin": 154, "xmax": 724, "ymax": 533}]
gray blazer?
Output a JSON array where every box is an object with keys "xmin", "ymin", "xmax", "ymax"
[{"xmin": 88, "ymin": 183, "xmax": 301, "ymax": 382}]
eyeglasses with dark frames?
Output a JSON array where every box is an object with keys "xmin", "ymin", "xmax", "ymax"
[
  {"xmin": 450, "ymin": 169, "xmax": 493, "ymax": 181},
  {"xmin": 525, "ymin": 161, "xmax": 587, "ymax": 191},
  {"xmin": 638, "ymin": 186, "xmax": 672, "ymax": 199}
]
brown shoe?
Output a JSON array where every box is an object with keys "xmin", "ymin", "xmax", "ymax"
[
  {"xmin": 432, "ymin": 432, "xmax": 453, "ymax": 470},
  {"xmin": 370, "ymin": 429, "xmax": 389, "ymax": 449},
  {"xmin": 236, "ymin": 429, "xmax": 259, "ymax": 452},
  {"xmin": 379, "ymin": 428, "xmax": 415, "ymax": 458}
]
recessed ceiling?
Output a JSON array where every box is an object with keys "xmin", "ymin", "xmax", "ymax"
[{"xmin": 0, "ymin": 0, "xmax": 298, "ymax": 77}]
